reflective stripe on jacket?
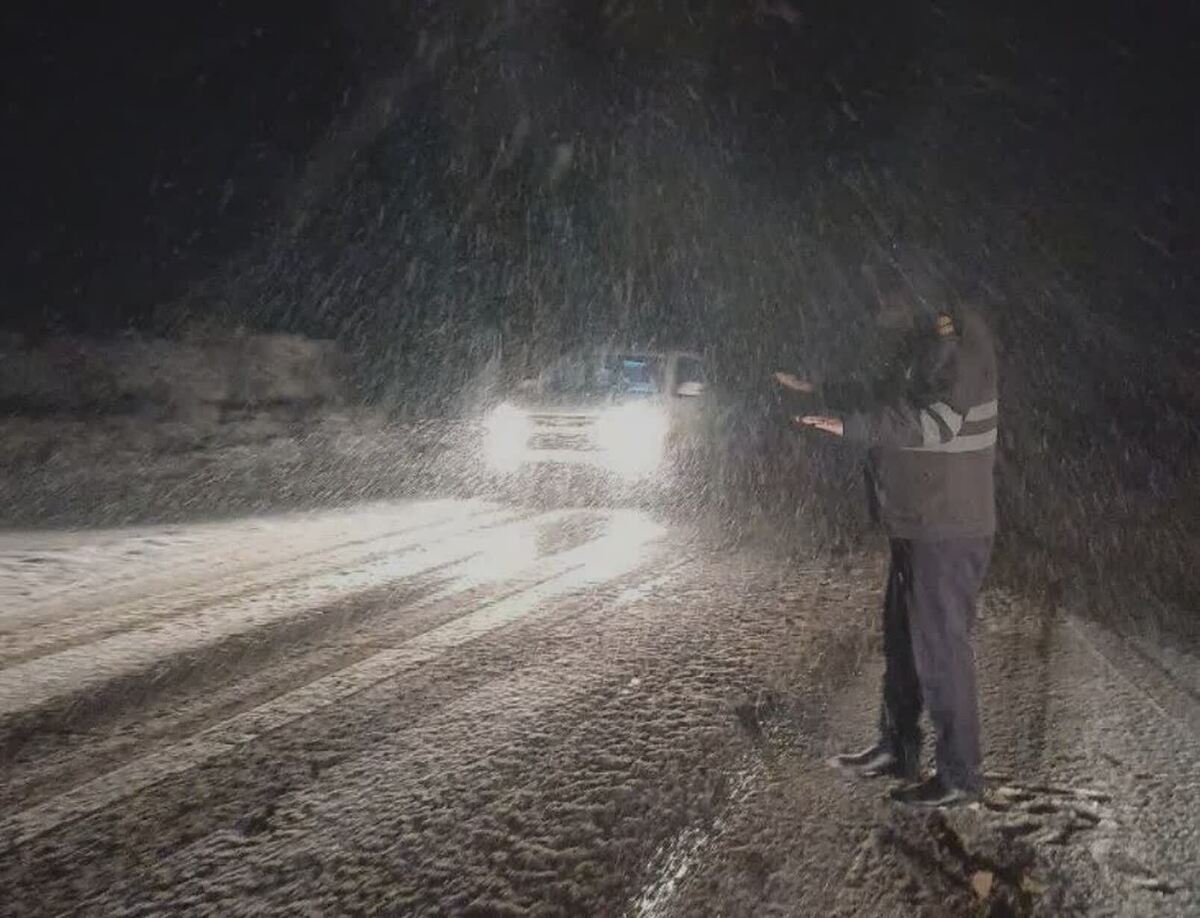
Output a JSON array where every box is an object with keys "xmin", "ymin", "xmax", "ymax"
[{"xmin": 842, "ymin": 307, "xmax": 998, "ymax": 539}]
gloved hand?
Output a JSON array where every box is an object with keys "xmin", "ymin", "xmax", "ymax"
[
  {"xmin": 772, "ymin": 371, "xmax": 815, "ymax": 393},
  {"xmin": 794, "ymin": 415, "xmax": 844, "ymax": 437}
]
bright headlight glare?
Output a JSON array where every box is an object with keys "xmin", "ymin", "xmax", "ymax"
[
  {"xmin": 485, "ymin": 402, "xmax": 528, "ymax": 438},
  {"xmin": 596, "ymin": 403, "xmax": 667, "ymax": 476},
  {"xmin": 484, "ymin": 403, "xmax": 529, "ymax": 470}
]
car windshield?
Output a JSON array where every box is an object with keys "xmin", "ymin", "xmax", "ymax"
[
  {"xmin": 599, "ymin": 355, "xmax": 664, "ymax": 396},
  {"xmin": 541, "ymin": 353, "xmax": 665, "ymax": 399}
]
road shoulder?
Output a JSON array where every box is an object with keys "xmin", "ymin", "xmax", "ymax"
[{"xmin": 657, "ymin": 588, "xmax": 1200, "ymax": 917}]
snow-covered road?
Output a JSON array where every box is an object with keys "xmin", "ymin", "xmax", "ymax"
[{"xmin": 0, "ymin": 500, "xmax": 1195, "ymax": 916}]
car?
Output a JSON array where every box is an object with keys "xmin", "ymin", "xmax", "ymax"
[{"xmin": 481, "ymin": 348, "xmax": 707, "ymax": 480}]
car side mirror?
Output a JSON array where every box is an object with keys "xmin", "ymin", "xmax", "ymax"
[{"xmin": 676, "ymin": 381, "xmax": 704, "ymax": 398}]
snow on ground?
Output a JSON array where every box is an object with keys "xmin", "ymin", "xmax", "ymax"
[
  {"xmin": 1, "ymin": 499, "xmax": 1197, "ymax": 916},
  {"xmin": 0, "ymin": 499, "xmax": 488, "ymax": 616}
]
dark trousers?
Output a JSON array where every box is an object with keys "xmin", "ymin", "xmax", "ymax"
[{"xmin": 879, "ymin": 537, "xmax": 993, "ymax": 791}]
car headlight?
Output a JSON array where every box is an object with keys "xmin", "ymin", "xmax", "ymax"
[
  {"xmin": 483, "ymin": 403, "xmax": 529, "ymax": 471},
  {"xmin": 595, "ymin": 403, "xmax": 667, "ymax": 476}
]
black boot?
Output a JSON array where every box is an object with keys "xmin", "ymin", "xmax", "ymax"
[
  {"xmin": 889, "ymin": 774, "xmax": 979, "ymax": 808},
  {"xmin": 834, "ymin": 743, "xmax": 890, "ymax": 767},
  {"xmin": 832, "ymin": 743, "xmax": 918, "ymax": 780}
]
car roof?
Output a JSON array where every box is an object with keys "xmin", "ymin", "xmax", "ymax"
[
  {"xmin": 546, "ymin": 348, "xmax": 703, "ymax": 368},
  {"xmin": 599, "ymin": 348, "xmax": 701, "ymax": 360}
]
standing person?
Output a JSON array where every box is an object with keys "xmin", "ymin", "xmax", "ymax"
[{"xmin": 774, "ymin": 254, "xmax": 999, "ymax": 807}]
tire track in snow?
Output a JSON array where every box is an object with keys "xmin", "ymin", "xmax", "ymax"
[
  {"xmin": 1, "ymin": 499, "xmax": 495, "ymax": 618},
  {"xmin": 0, "ymin": 501, "xmax": 509, "ymax": 657},
  {"xmin": 0, "ymin": 507, "xmax": 549, "ymax": 718},
  {"xmin": 0, "ymin": 511, "xmax": 670, "ymax": 853},
  {"xmin": 630, "ymin": 760, "xmax": 760, "ymax": 918}
]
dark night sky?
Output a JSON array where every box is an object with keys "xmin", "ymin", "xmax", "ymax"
[
  {"xmin": 2, "ymin": 1, "xmax": 1196, "ymax": 338},
  {"xmin": 3, "ymin": 0, "xmax": 360, "ymax": 331}
]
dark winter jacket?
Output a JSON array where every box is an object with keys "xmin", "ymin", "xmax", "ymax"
[{"xmin": 839, "ymin": 307, "xmax": 998, "ymax": 539}]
